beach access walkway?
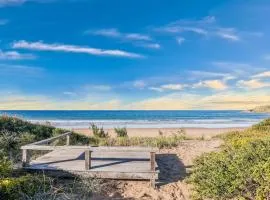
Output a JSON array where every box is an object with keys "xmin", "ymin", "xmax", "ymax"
[{"xmin": 21, "ymin": 132, "xmax": 159, "ymax": 187}]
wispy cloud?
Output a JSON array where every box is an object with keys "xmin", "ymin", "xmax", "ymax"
[
  {"xmin": 84, "ymin": 84, "xmax": 112, "ymax": 91},
  {"xmin": 86, "ymin": 28, "xmax": 160, "ymax": 50},
  {"xmin": 176, "ymin": 37, "xmax": 185, "ymax": 45},
  {"xmin": 149, "ymin": 83, "xmax": 187, "ymax": 92},
  {"xmin": 63, "ymin": 91, "xmax": 77, "ymax": 96},
  {"xmin": 252, "ymin": 71, "xmax": 270, "ymax": 78},
  {"xmin": 237, "ymin": 79, "xmax": 270, "ymax": 89},
  {"xmin": 193, "ymin": 80, "xmax": 228, "ymax": 90},
  {"xmin": 155, "ymin": 16, "xmax": 261, "ymax": 42},
  {"xmin": 86, "ymin": 28, "xmax": 152, "ymax": 41},
  {"xmin": 133, "ymin": 80, "xmax": 146, "ymax": 89},
  {"xmin": 188, "ymin": 70, "xmax": 236, "ymax": 81},
  {"xmin": 0, "ymin": 50, "xmax": 36, "ymax": 60},
  {"xmin": 264, "ymin": 55, "xmax": 270, "ymax": 60},
  {"xmin": 12, "ymin": 40, "xmax": 144, "ymax": 58},
  {"xmin": 0, "ymin": 0, "xmax": 55, "ymax": 7},
  {"xmin": 215, "ymin": 28, "xmax": 240, "ymax": 41},
  {"xmin": 0, "ymin": 64, "xmax": 44, "ymax": 76},
  {"xmin": 0, "ymin": 19, "xmax": 8, "ymax": 25},
  {"xmin": 135, "ymin": 42, "xmax": 161, "ymax": 49}
]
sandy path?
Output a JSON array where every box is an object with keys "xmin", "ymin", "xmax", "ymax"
[{"xmin": 94, "ymin": 139, "xmax": 223, "ymax": 200}]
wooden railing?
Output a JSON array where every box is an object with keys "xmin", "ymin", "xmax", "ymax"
[
  {"xmin": 21, "ymin": 132, "xmax": 72, "ymax": 167},
  {"xmin": 21, "ymin": 132, "xmax": 158, "ymax": 172}
]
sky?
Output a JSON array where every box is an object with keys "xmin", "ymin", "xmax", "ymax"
[{"xmin": 0, "ymin": 0, "xmax": 270, "ymax": 110}]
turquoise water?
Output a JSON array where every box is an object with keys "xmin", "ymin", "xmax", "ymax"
[{"xmin": 0, "ymin": 110, "xmax": 269, "ymax": 129}]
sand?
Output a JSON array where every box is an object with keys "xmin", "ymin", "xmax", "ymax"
[
  {"xmin": 94, "ymin": 139, "xmax": 223, "ymax": 200},
  {"xmin": 74, "ymin": 127, "xmax": 245, "ymax": 139},
  {"xmin": 82, "ymin": 127, "xmax": 243, "ymax": 199}
]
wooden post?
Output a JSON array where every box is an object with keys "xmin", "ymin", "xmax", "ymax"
[
  {"xmin": 22, "ymin": 149, "xmax": 31, "ymax": 167},
  {"xmin": 66, "ymin": 134, "xmax": 70, "ymax": 146},
  {"xmin": 85, "ymin": 150, "xmax": 92, "ymax": 170},
  {"xmin": 150, "ymin": 152, "xmax": 156, "ymax": 188}
]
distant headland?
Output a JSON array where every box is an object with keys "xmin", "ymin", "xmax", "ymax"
[{"xmin": 248, "ymin": 105, "xmax": 270, "ymax": 113}]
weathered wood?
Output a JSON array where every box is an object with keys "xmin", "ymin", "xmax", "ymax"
[
  {"xmin": 24, "ymin": 149, "xmax": 159, "ymax": 181},
  {"xmin": 22, "ymin": 149, "xmax": 31, "ymax": 167},
  {"xmin": 150, "ymin": 151, "xmax": 156, "ymax": 188},
  {"xmin": 25, "ymin": 132, "xmax": 71, "ymax": 146},
  {"xmin": 150, "ymin": 152, "xmax": 155, "ymax": 171},
  {"xmin": 85, "ymin": 150, "xmax": 92, "ymax": 170},
  {"xmin": 66, "ymin": 134, "xmax": 70, "ymax": 146},
  {"xmin": 21, "ymin": 145, "xmax": 158, "ymax": 153}
]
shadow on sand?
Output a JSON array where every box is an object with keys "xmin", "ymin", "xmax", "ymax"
[{"xmin": 156, "ymin": 153, "xmax": 187, "ymax": 186}]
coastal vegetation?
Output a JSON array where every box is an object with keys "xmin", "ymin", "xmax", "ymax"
[
  {"xmin": 248, "ymin": 105, "xmax": 270, "ymax": 113},
  {"xmin": 189, "ymin": 118, "xmax": 270, "ymax": 200},
  {"xmin": 0, "ymin": 116, "xmax": 98, "ymax": 199},
  {"xmin": 2, "ymin": 115, "xmax": 270, "ymax": 199},
  {"xmin": 90, "ymin": 123, "xmax": 109, "ymax": 138},
  {"xmin": 114, "ymin": 127, "xmax": 128, "ymax": 137},
  {"xmin": 89, "ymin": 128, "xmax": 187, "ymax": 149}
]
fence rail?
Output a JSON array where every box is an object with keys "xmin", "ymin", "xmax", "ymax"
[{"xmin": 20, "ymin": 132, "xmax": 158, "ymax": 187}]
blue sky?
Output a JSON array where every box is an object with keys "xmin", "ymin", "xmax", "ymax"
[{"xmin": 0, "ymin": 0, "xmax": 270, "ymax": 110}]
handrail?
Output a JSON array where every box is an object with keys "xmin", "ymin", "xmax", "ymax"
[
  {"xmin": 21, "ymin": 145, "xmax": 158, "ymax": 152},
  {"xmin": 22, "ymin": 132, "xmax": 71, "ymax": 147}
]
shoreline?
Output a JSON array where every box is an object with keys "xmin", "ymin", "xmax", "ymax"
[{"xmin": 73, "ymin": 127, "xmax": 246, "ymax": 139}]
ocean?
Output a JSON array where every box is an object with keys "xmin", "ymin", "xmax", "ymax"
[{"xmin": 0, "ymin": 110, "xmax": 269, "ymax": 129}]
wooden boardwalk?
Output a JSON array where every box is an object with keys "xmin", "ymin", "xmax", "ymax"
[{"xmin": 21, "ymin": 132, "xmax": 159, "ymax": 187}]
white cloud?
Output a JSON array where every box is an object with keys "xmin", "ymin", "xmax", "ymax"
[
  {"xmin": 176, "ymin": 37, "xmax": 185, "ymax": 45},
  {"xmin": 188, "ymin": 70, "xmax": 235, "ymax": 80},
  {"xmin": 252, "ymin": 71, "xmax": 270, "ymax": 78},
  {"xmin": 133, "ymin": 80, "xmax": 146, "ymax": 89},
  {"xmin": 125, "ymin": 33, "xmax": 151, "ymax": 41},
  {"xmin": 125, "ymin": 90, "xmax": 270, "ymax": 110},
  {"xmin": 12, "ymin": 40, "xmax": 144, "ymax": 58},
  {"xmin": 0, "ymin": 50, "xmax": 36, "ymax": 60},
  {"xmin": 193, "ymin": 80, "xmax": 228, "ymax": 90},
  {"xmin": 149, "ymin": 83, "xmax": 186, "ymax": 92},
  {"xmin": 136, "ymin": 43, "xmax": 161, "ymax": 49},
  {"xmin": 215, "ymin": 28, "xmax": 240, "ymax": 41},
  {"xmin": 86, "ymin": 28, "xmax": 152, "ymax": 41},
  {"xmin": 161, "ymin": 84, "xmax": 185, "ymax": 90},
  {"xmin": 237, "ymin": 79, "xmax": 270, "ymax": 89},
  {"xmin": 1, "ymin": 89, "xmax": 270, "ymax": 110},
  {"xmin": 149, "ymin": 87, "xmax": 164, "ymax": 92},
  {"xmin": 155, "ymin": 16, "xmax": 250, "ymax": 42}
]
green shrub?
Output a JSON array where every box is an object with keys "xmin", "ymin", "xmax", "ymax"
[
  {"xmin": 114, "ymin": 127, "xmax": 128, "ymax": 137},
  {"xmin": 0, "ymin": 175, "xmax": 51, "ymax": 200},
  {"xmin": 0, "ymin": 116, "xmax": 89, "ymax": 162},
  {"xmin": 189, "ymin": 118, "xmax": 270, "ymax": 200},
  {"xmin": 90, "ymin": 124, "xmax": 108, "ymax": 138},
  {"xmin": 0, "ymin": 157, "xmax": 12, "ymax": 178}
]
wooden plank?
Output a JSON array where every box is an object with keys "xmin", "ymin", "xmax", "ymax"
[
  {"xmin": 22, "ymin": 149, "xmax": 31, "ymax": 167},
  {"xmin": 24, "ymin": 149, "xmax": 159, "ymax": 181},
  {"xmin": 85, "ymin": 150, "xmax": 92, "ymax": 170},
  {"xmin": 21, "ymin": 145, "xmax": 158, "ymax": 152},
  {"xmin": 66, "ymin": 134, "xmax": 70, "ymax": 146}
]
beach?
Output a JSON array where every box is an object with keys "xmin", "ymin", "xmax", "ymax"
[{"xmin": 74, "ymin": 127, "xmax": 245, "ymax": 139}]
